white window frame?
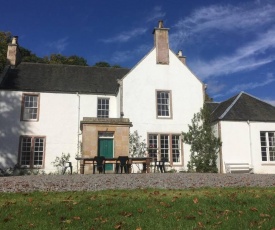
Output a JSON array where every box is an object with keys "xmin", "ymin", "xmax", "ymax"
[
  {"xmin": 156, "ymin": 91, "xmax": 172, "ymax": 118},
  {"xmin": 97, "ymin": 98, "xmax": 110, "ymax": 118},
  {"xmin": 148, "ymin": 133, "xmax": 182, "ymax": 165},
  {"xmin": 21, "ymin": 94, "xmax": 39, "ymax": 121},
  {"xmin": 260, "ymin": 131, "xmax": 275, "ymax": 162},
  {"xmin": 19, "ymin": 136, "xmax": 45, "ymax": 168}
]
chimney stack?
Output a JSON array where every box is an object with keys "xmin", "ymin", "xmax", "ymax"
[
  {"xmin": 153, "ymin": 20, "xmax": 169, "ymax": 65},
  {"xmin": 7, "ymin": 36, "xmax": 21, "ymax": 67},
  {"xmin": 177, "ymin": 50, "xmax": 186, "ymax": 65}
]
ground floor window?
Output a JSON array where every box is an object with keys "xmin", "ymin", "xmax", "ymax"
[
  {"xmin": 260, "ymin": 131, "xmax": 275, "ymax": 162},
  {"xmin": 148, "ymin": 133, "xmax": 182, "ymax": 165},
  {"xmin": 19, "ymin": 136, "xmax": 45, "ymax": 168}
]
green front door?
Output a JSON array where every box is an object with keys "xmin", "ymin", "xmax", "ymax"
[{"xmin": 98, "ymin": 138, "xmax": 113, "ymax": 171}]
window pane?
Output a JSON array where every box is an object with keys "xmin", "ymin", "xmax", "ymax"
[
  {"xmin": 23, "ymin": 95, "xmax": 38, "ymax": 120},
  {"xmin": 97, "ymin": 98, "xmax": 109, "ymax": 118},
  {"xmin": 20, "ymin": 137, "xmax": 32, "ymax": 166},
  {"xmin": 260, "ymin": 131, "xmax": 275, "ymax": 162},
  {"xmin": 172, "ymin": 135, "xmax": 181, "ymax": 163},
  {"xmin": 33, "ymin": 138, "xmax": 44, "ymax": 167},
  {"xmin": 160, "ymin": 135, "xmax": 169, "ymax": 160},
  {"xmin": 157, "ymin": 91, "xmax": 170, "ymax": 117},
  {"xmin": 148, "ymin": 134, "xmax": 158, "ymax": 159}
]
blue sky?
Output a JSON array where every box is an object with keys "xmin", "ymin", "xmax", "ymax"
[{"xmin": 1, "ymin": 0, "xmax": 275, "ymax": 104}]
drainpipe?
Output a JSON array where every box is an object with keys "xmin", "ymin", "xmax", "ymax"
[
  {"xmin": 247, "ymin": 120, "xmax": 254, "ymax": 171},
  {"xmin": 77, "ymin": 92, "xmax": 81, "ymax": 172}
]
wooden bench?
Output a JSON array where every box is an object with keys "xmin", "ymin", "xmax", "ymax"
[{"xmin": 224, "ymin": 162, "xmax": 253, "ymax": 174}]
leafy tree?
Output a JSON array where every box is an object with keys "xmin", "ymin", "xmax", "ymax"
[
  {"xmin": 20, "ymin": 47, "xmax": 47, "ymax": 63},
  {"xmin": 41, "ymin": 54, "xmax": 88, "ymax": 66},
  {"xmin": 182, "ymin": 105, "xmax": 222, "ymax": 173},
  {"xmin": 94, "ymin": 61, "xmax": 111, "ymax": 67},
  {"xmin": 0, "ymin": 31, "xmax": 11, "ymax": 73},
  {"xmin": 112, "ymin": 64, "xmax": 122, "ymax": 68},
  {"xmin": 129, "ymin": 130, "xmax": 147, "ymax": 158}
]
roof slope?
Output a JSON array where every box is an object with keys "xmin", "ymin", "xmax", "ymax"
[
  {"xmin": 0, "ymin": 62, "xmax": 129, "ymax": 95},
  {"xmin": 211, "ymin": 92, "xmax": 275, "ymax": 122}
]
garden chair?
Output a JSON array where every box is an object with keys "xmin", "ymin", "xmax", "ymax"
[
  {"xmin": 62, "ymin": 162, "xmax": 72, "ymax": 175},
  {"xmin": 93, "ymin": 156, "xmax": 106, "ymax": 174},
  {"xmin": 154, "ymin": 158, "xmax": 168, "ymax": 173},
  {"xmin": 115, "ymin": 156, "xmax": 131, "ymax": 173}
]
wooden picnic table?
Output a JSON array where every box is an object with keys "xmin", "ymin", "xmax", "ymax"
[{"xmin": 75, "ymin": 157, "xmax": 152, "ymax": 174}]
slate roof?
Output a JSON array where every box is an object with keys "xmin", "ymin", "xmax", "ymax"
[
  {"xmin": 210, "ymin": 92, "xmax": 275, "ymax": 122},
  {"xmin": 0, "ymin": 62, "xmax": 130, "ymax": 95},
  {"xmin": 205, "ymin": 102, "xmax": 220, "ymax": 113}
]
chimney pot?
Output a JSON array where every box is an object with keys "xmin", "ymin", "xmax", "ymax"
[
  {"xmin": 11, "ymin": 36, "xmax": 18, "ymax": 45},
  {"xmin": 158, "ymin": 20, "xmax": 164, "ymax": 28},
  {"xmin": 177, "ymin": 50, "xmax": 186, "ymax": 65}
]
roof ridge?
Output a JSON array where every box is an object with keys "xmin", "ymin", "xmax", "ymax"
[
  {"xmin": 219, "ymin": 92, "xmax": 243, "ymax": 119},
  {"xmin": 241, "ymin": 91, "xmax": 275, "ymax": 107},
  {"xmin": 19, "ymin": 62, "xmax": 130, "ymax": 70}
]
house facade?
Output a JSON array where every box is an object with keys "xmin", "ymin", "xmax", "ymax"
[
  {"xmin": 209, "ymin": 92, "xmax": 275, "ymax": 174},
  {"xmin": 1, "ymin": 21, "xmax": 274, "ymax": 174},
  {"xmin": 0, "ymin": 21, "xmax": 204, "ymax": 173}
]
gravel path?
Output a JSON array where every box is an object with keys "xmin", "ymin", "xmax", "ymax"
[{"xmin": 0, "ymin": 173, "xmax": 275, "ymax": 193}]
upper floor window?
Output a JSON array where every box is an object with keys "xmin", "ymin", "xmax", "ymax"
[
  {"xmin": 260, "ymin": 131, "xmax": 275, "ymax": 162},
  {"xmin": 19, "ymin": 136, "xmax": 45, "ymax": 168},
  {"xmin": 21, "ymin": 94, "xmax": 39, "ymax": 121},
  {"xmin": 97, "ymin": 98, "xmax": 109, "ymax": 118},
  {"xmin": 156, "ymin": 91, "xmax": 171, "ymax": 118}
]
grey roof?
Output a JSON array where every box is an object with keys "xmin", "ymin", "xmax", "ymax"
[
  {"xmin": 205, "ymin": 102, "xmax": 220, "ymax": 113},
  {"xmin": 211, "ymin": 92, "xmax": 275, "ymax": 122},
  {"xmin": 0, "ymin": 62, "xmax": 130, "ymax": 95}
]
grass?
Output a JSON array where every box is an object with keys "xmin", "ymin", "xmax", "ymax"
[{"xmin": 0, "ymin": 188, "xmax": 274, "ymax": 230}]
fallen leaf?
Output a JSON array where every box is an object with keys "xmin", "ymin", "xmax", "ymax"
[
  {"xmin": 137, "ymin": 209, "xmax": 143, "ymax": 213},
  {"xmin": 185, "ymin": 215, "xmax": 196, "ymax": 220},
  {"xmin": 73, "ymin": 216, "xmax": 81, "ymax": 220},
  {"xmin": 136, "ymin": 227, "xmax": 142, "ymax": 230},
  {"xmin": 198, "ymin": 222, "xmax": 204, "ymax": 228},
  {"xmin": 250, "ymin": 207, "xmax": 258, "ymax": 212},
  {"xmin": 114, "ymin": 222, "xmax": 122, "ymax": 229},
  {"xmin": 193, "ymin": 197, "xmax": 199, "ymax": 204},
  {"xmin": 260, "ymin": 213, "xmax": 271, "ymax": 218}
]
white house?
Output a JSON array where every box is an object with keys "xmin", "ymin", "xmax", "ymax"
[
  {"xmin": 208, "ymin": 92, "xmax": 275, "ymax": 174},
  {"xmin": 1, "ymin": 21, "xmax": 274, "ymax": 174}
]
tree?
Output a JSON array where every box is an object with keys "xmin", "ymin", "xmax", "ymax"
[
  {"xmin": 43, "ymin": 54, "xmax": 88, "ymax": 66},
  {"xmin": 182, "ymin": 105, "xmax": 222, "ymax": 173},
  {"xmin": 129, "ymin": 130, "xmax": 147, "ymax": 158},
  {"xmin": 94, "ymin": 61, "xmax": 111, "ymax": 67},
  {"xmin": 0, "ymin": 32, "xmax": 11, "ymax": 73},
  {"xmin": 93, "ymin": 61, "xmax": 122, "ymax": 68}
]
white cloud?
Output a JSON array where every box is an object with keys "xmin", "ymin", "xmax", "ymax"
[
  {"xmin": 170, "ymin": 1, "xmax": 275, "ymax": 47},
  {"xmin": 189, "ymin": 28, "xmax": 275, "ymax": 79},
  {"xmin": 101, "ymin": 28, "xmax": 147, "ymax": 43},
  {"xmin": 227, "ymin": 74, "xmax": 275, "ymax": 95},
  {"xmin": 47, "ymin": 37, "xmax": 69, "ymax": 53},
  {"xmin": 146, "ymin": 6, "xmax": 166, "ymax": 22}
]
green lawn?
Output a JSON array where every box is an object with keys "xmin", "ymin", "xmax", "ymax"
[{"xmin": 0, "ymin": 188, "xmax": 274, "ymax": 229}]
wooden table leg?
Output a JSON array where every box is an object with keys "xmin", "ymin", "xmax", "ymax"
[
  {"xmin": 80, "ymin": 160, "xmax": 85, "ymax": 174},
  {"xmin": 146, "ymin": 158, "xmax": 150, "ymax": 173}
]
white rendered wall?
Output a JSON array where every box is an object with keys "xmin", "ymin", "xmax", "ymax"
[
  {"xmin": 220, "ymin": 121, "xmax": 275, "ymax": 174},
  {"xmin": 0, "ymin": 90, "xmax": 118, "ymax": 173},
  {"xmin": 122, "ymin": 48, "xmax": 204, "ymax": 169}
]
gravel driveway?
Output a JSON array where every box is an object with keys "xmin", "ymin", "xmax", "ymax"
[{"xmin": 0, "ymin": 173, "xmax": 275, "ymax": 193}]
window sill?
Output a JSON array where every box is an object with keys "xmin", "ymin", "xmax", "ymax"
[{"xmin": 261, "ymin": 163, "xmax": 275, "ymax": 166}]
